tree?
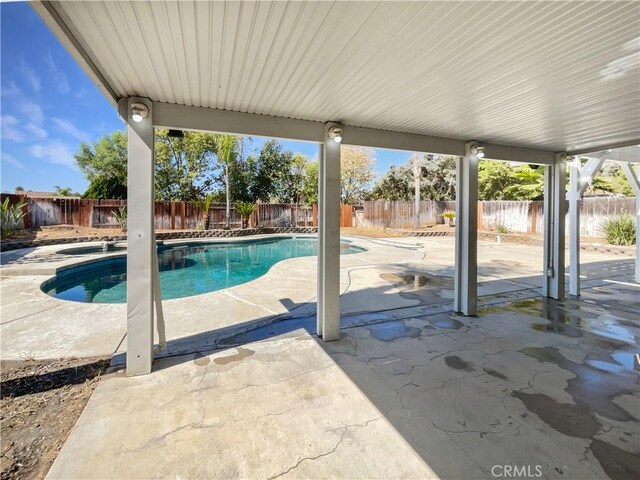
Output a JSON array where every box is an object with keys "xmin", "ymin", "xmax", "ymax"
[
  {"xmin": 590, "ymin": 162, "xmax": 633, "ymax": 196},
  {"xmin": 14, "ymin": 186, "xmax": 24, "ymax": 192},
  {"xmin": 505, "ymin": 165, "xmax": 545, "ymax": 200},
  {"xmin": 251, "ymin": 140, "xmax": 294, "ymax": 202},
  {"xmin": 420, "ymin": 154, "xmax": 456, "ymax": 201},
  {"xmin": 371, "ymin": 154, "xmax": 456, "ymax": 201},
  {"xmin": 54, "ymin": 186, "xmax": 75, "ymax": 196},
  {"xmin": 370, "ymin": 165, "xmax": 412, "ymax": 200},
  {"xmin": 76, "ymin": 131, "xmax": 128, "ymax": 199},
  {"xmin": 340, "ymin": 146, "xmax": 376, "ymax": 204},
  {"xmin": 155, "ymin": 130, "xmax": 220, "ymax": 201},
  {"xmin": 212, "ymin": 135, "xmax": 239, "ymax": 228},
  {"xmin": 478, "ymin": 160, "xmax": 517, "ymax": 200},
  {"xmin": 83, "ymin": 176, "xmax": 127, "ymax": 199},
  {"xmin": 303, "ymin": 161, "xmax": 318, "ymax": 204},
  {"xmin": 229, "ymin": 138, "xmax": 257, "ymax": 202},
  {"xmin": 279, "ymin": 153, "xmax": 309, "ymax": 203}
]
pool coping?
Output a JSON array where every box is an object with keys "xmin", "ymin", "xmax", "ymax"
[{"xmin": 38, "ymin": 234, "xmax": 369, "ymax": 303}]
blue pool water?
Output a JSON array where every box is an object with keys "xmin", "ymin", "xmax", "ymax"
[{"xmin": 42, "ymin": 237, "xmax": 365, "ymax": 304}]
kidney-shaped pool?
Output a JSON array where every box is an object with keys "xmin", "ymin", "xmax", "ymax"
[{"xmin": 42, "ymin": 237, "xmax": 365, "ymax": 303}]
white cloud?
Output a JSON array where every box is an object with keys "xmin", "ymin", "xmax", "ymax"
[
  {"xmin": 20, "ymin": 61, "xmax": 41, "ymax": 94},
  {"xmin": 52, "ymin": 118, "xmax": 90, "ymax": 142},
  {"xmin": 1, "ymin": 82, "xmax": 21, "ymax": 98},
  {"xmin": 25, "ymin": 123, "xmax": 48, "ymax": 140},
  {"xmin": 29, "ymin": 140, "xmax": 77, "ymax": 168},
  {"xmin": 18, "ymin": 101, "xmax": 45, "ymax": 126},
  {"xmin": 1, "ymin": 152, "xmax": 25, "ymax": 170},
  {"xmin": 1, "ymin": 101, "xmax": 47, "ymax": 142},
  {"xmin": 1, "ymin": 111, "xmax": 47, "ymax": 143},
  {"xmin": 45, "ymin": 51, "xmax": 70, "ymax": 94},
  {"xmin": 1, "ymin": 115, "xmax": 25, "ymax": 142}
]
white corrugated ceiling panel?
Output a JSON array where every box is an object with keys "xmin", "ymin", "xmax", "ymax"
[{"xmin": 41, "ymin": 1, "xmax": 640, "ymax": 152}]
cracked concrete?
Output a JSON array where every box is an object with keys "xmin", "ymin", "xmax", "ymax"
[
  {"xmin": 47, "ymin": 276, "xmax": 639, "ymax": 479},
  {"xmin": 3, "ymin": 235, "xmax": 638, "ymax": 478},
  {"xmin": 46, "ymin": 335, "xmax": 437, "ymax": 479}
]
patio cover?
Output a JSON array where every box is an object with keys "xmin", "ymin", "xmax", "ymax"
[{"xmin": 32, "ymin": 0, "xmax": 640, "ymax": 375}]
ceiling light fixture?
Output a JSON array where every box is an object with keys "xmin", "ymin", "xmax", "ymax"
[
  {"xmin": 328, "ymin": 126, "xmax": 342, "ymax": 143},
  {"xmin": 470, "ymin": 144, "xmax": 485, "ymax": 158},
  {"xmin": 131, "ymin": 103, "xmax": 149, "ymax": 123}
]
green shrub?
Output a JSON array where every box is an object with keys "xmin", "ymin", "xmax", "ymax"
[
  {"xmin": 439, "ymin": 210, "xmax": 455, "ymax": 226},
  {"xmin": 1, "ymin": 197, "xmax": 26, "ymax": 237},
  {"xmin": 602, "ymin": 215, "xmax": 636, "ymax": 246},
  {"xmin": 496, "ymin": 223, "xmax": 509, "ymax": 234},
  {"xmin": 236, "ymin": 202, "xmax": 257, "ymax": 229},
  {"xmin": 112, "ymin": 206, "xmax": 127, "ymax": 232},
  {"xmin": 194, "ymin": 193, "xmax": 215, "ymax": 230}
]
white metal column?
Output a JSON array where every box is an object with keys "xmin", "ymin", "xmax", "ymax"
[
  {"xmin": 620, "ymin": 163, "xmax": 640, "ymax": 282},
  {"xmin": 318, "ymin": 123, "xmax": 341, "ymax": 341},
  {"xmin": 568, "ymin": 155, "xmax": 606, "ymax": 295},
  {"xmin": 124, "ymin": 97, "xmax": 155, "ymax": 376},
  {"xmin": 543, "ymin": 155, "xmax": 566, "ymax": 300},
  {"xmin": 568, "ymin": 157, "xmax": 580, "ymax": 296},
  {"xmin": 316, "ymin": 143, "xmax": 325, "ymax": 337},
  {"xmin": 454, "ymin": 142, "xmax": 478, "ymax": 316}
]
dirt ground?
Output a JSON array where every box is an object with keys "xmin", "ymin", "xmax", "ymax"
[
  {"xmin": 3, "ymin": 225, "xmax": 127, "ymax": 242},
  {"xmin": 340, "ymin": 226, "xmax": 404, "ymax": 238},
  {"xmin": 0, "ymin": 357, "xmax": 111, "ymax": 480}
]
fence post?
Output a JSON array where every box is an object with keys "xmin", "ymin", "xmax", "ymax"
[
  {"xmin": 22, "ymin": 198, "xmax": 32, "ymax": 229},
  {"xmin": 530, "ymin": 202, "xmax": 536, "ymax": 234}
]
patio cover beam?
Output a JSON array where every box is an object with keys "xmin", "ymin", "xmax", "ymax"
[
  {"xmin": 567, "ymin": 142, "xmax": 640, "ymax": 160},
  {"xmin": 152, "ymin": 102, "xmax": 555, "ymax": 164}
]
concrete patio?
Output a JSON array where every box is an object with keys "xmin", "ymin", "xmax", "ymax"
[
  {"xmin": 4, "ymin": 235, "xmax": 637, "ymax": 479},
  {"xmin": 45, "ymin": 276, "xmax": 639, "ymax": 479}
]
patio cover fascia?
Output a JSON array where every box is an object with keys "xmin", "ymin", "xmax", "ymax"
[{"xmin": 32, "ymin": 0, "xmax": 637, "ymax": 376}]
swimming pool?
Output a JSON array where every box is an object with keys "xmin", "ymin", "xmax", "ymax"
[{"xmin": 42, "ymin": 237, "xmax": 365, "ymax": 303}]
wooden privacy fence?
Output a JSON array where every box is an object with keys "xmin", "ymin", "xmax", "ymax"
[
  {"xmin": 0, "ymin": 195, "xmax": 326, "ymax": 230},
  {"xmin": 362, "ymin": 197, "xmax": 637, "ymax": 236},
  {"xmin": 3, "ymin": 195, "xmax": 634, "ymax": 236}
]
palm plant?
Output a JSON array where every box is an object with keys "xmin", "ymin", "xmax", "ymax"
[
  {"xmin": 236, "ymin": 201, "xmax": 257, "ymax": 229},
  {"xmin": 54, "ymin": 186, "xmax": 75, "ymax": 197},
  {"xmin": 1, "ymin": 197, "xmax": 27, "ymax": 237},
  {"xmin": 194, "ymin": 193, "xmax": 215, "ymax": 230},
  {"xmin": 214, "ymin": 135, "xmax": 239, "ymax": 229},
  {"xmin": 440, "ymin": 210, "xmax": 455, "ymax": 227},
  {"xmin": 111, "ymin": 206, "xmax": 127, "ymax": 232}
]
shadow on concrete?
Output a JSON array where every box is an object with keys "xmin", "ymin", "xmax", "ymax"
[{"xmin": 108, "ymin": 256, "xmax": 639, "ymax": 478}]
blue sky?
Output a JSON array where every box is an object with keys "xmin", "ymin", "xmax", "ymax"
[{"xmin": 0, "ymin": 2, "xmax": 411, "ymax": 194}]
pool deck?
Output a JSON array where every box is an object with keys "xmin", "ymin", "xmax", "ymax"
[{"xmin": 1, "ymin": 234, "xmax": 639, "ymax": 479}]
